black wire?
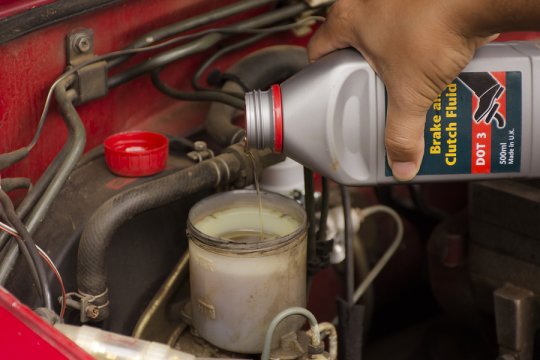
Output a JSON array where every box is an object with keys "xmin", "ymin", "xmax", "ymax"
[
  {"xmin": 108, "ymin": 10, "xmax": 322, "ymax": 88},
  {"xmin": 340, "ymin": 184, "xmax": 354, "ymax": 308},
  {"xmin": 317, "ymin": 177, "xmax": 329, "ymax": 244},
  {"xmin": 304, "ymin": 168, "xmax": 317, "ymax": 270},
  {"xmin": 0, "ymin": 190, "xmax": 52, "ymax": 310},
  {"xmin": 0, "ymin": 205, "xmax": 42, "ymax": 299},
  {"xmin": 192, "ymin": 33, "xmax": 269, "ymax": 93},
  {"xmin": 151, "ymin": 68, "xmax": 245, "ymax": 109}
]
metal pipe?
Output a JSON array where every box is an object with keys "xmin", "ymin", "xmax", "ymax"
[
  {"xmin": 261, "ymin": 307, "xmax": 321, "ymax": 360},
  {"xmin": 107, "ymin": 0, "xmax": 275, "ymax": 68},
  {"xmin": 107, "ymin": 2, "xmax": 308, "ymax": 88},
  {"xmin": 0, "ymin": 76, "xmax": 86, "ymax": 285},
  {"xmin": 0, "ymin": 178, "xmax": 32, "ymax": 193}
]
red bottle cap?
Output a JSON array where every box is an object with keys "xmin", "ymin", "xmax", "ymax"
[{"xmin": 104, "ymin": 131, "xmax": 169, "ymax": 177}]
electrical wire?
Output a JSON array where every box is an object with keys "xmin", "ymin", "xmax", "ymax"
[
  {"xmin": 107, "ymin": 0, "xmax": 276, "ymax": 69},
  {"xmin": 353, "ymin": 205, "xmax": 403, "ymax": 303},
  {"xmin": 151, "ymin": 68, "xmax": 246, "ymax": 109},
  {"xmin": 108, "ymin": 11, "xmax": 324, "ymax": 88},
  {"xmin": 261, "ymin": 307, "xmax": 321, "ymax": 360},
  {"xmin": 0, "ymin": 202, "xmax": 43, "ymax": 300},
  {"xmin": 0, "ymin": 220, "xmax": 66, "ymax": 318},
  {"xmin": 0, "ymin": 190, "xmax": 52, "ymax": 310},
  {"xmin": 192, "ymin": 32, "xmax": 269, "ymax": 95},
  {"xmin": 0, "ymin": 15, "xmax": 325, "ymax": 170}
]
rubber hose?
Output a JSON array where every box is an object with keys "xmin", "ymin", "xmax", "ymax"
[
  {"xmin": 205, "ymin": 45, "xmax": 308, "ymax": 146},
  {"xmin": 76, "ymin": 147, "xmax": 280, "ymax": 322}
]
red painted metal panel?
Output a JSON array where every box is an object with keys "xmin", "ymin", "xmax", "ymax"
[
  {"xmin": 0, "ymin": 0, "xmax": 310, "ymax": 185},
  {"xmin": 0, "ymin": 0, "xmax": 55, "ymax": 19},
  {"xmin": 0, "ymin": 287, "xmax": 92, "ymax": 359}
]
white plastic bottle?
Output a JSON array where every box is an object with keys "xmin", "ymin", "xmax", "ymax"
[{"xmin": 245, "ymin": 42, "xmax": 540, "ymax": 185}]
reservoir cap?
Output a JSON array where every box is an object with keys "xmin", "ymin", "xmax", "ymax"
[{"xmin": 104, "ymin": 131, "xmax": 168, "ymax": 177}]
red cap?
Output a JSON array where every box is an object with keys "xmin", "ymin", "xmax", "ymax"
[{"xmin": 104, "ymin": 131, "xmax": 169, "ymax": 177}]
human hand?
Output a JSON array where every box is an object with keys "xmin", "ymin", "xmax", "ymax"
[{"xmin": 308, "ymin": 0, "xmax": 498, "ymax": 180}]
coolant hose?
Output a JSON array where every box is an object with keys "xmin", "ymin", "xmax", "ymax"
[
  {"xmin": 77, "ymin": 145, "xmax": 282, "ymax": 322},
  {"xmin": 205, "ymin": 45, "xmax": 308, "ymax": 146}
]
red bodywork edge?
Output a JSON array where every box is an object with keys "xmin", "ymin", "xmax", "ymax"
[{"xmin": 0, "ymin": 286, "xmax": 92, "ymax": 359}]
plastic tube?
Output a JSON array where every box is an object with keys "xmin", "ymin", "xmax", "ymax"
[
  {"xmin": 308, "ymin": 322, "xmax": 338, "ymax": 360},
  {"xmin": 261, "ymin": 307, "xmax": 321, "ymax": 360},
  {"xmin": 353, "ymin": 205, "xmax": 404, "ymax": 303}
]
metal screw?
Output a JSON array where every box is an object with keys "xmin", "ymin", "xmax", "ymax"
[
  {"xmin": 85, "ymin": 305, "xmax": 99, "ymax": 319},
  {"xmin": 75, "ymin": 35, "xmax": 91, "ymax": 53}
]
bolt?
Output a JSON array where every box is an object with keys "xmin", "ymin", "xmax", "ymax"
[
  {"xmin": 85, "ymin": 305, "xmax": 99, "ymax": 320},
  {"xmin": 75, "ymin": 35, "xmax": 91, "ymax": 53}
]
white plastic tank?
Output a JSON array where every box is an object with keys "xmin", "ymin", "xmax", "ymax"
[{"xmin": 187, "ymin": 190, "xmax": 307, "ymax": 354}]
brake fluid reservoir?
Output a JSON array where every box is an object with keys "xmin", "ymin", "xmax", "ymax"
[{"xmin": 187, "ymin": 190, "xmax": 307, "ymax": 354}]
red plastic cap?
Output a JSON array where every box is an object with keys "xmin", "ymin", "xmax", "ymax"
[{"xmin": 104, "ymin": 131, "xmax": 169, "ymax": 177}]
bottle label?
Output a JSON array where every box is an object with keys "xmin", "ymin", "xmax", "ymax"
[{"xmin": 386, "ymin": 71, "xmax": 522, "ymax": 176}]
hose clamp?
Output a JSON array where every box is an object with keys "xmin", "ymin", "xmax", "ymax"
[{"xmin": 62, "ymin": 288, "xmax": 109, "ymax": 323}]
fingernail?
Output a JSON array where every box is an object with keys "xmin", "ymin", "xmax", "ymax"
[{"xmin": 391, "ymin": 161, "xmax": 418, "ymax": 181}]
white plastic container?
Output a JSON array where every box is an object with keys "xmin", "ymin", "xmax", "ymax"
[
  {"xmin": 245, "ymin": 42, "xmax": 540, "ymax": 185},
  {"xmin": 187, "ymin": 190, "xmax": 307, "ymax": 354}
]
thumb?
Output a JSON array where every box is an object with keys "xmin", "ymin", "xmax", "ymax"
[
  {"xmin": 307, "ymin": 16, "xmax": 350, "ymax": 63},
  {"xmin": 385, "ymin": 99, "xmax": 428, "ymax": 181}
]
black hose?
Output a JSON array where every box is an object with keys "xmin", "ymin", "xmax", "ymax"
[
  {"xmin": 107, "ymin": 0, "xmax": 275, "ymax": 69},
  {"xmin": 192, "ymin": 33, "xmax": 268, "ymax": 92},
  {"xmin": 107, "ymin": 2, "xmax": 308, "ymax": 88},
  {"xmin": 0, "ymin": 178, "xmax": 32, "ymax": 193},
  {"xmin": 205, "ymin": 45, "xmax": 308, "ymax": 146},
  {"xmin": 151, "ymin": 68, "xmax": 245, "ymax": 109},
  {"xmin": 340, "ymin": 185, "xmax": 355, "ymax": 308},
  {"xmin": 76, "ymin": 146, "xmax": 280, "ymax": 322},
  {"xmin": 317, "ymin": 177, "xmax": 329, "ymax": 244},
  {"xmin": 304, "ymin": 168, "xmax": 318, "ymax": 274},
  {"xmin": 0, "ymin": 190, "xmax": 52, "ymax": 310}
]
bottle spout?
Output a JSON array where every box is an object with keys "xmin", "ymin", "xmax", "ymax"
[{"xmin": 245, "ymin": 85, "xmax": 283, "ymax": 152}]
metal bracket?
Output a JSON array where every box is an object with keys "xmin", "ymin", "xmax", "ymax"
[
  {"xmin": 494, "ymin": 284, "xmax": 536, "ymax": 360},
  {"xmin": 61, "ymin": 289, "xmax": 109, "ymax": 323},
  {"xmin": 66, "ymin": 28, "xmax": 108, "ymax": 104}
]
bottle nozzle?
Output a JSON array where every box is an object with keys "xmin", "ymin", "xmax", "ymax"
[{"xmin": 245, "ymin": 85, "xmax": 282, "ymax": 152}]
